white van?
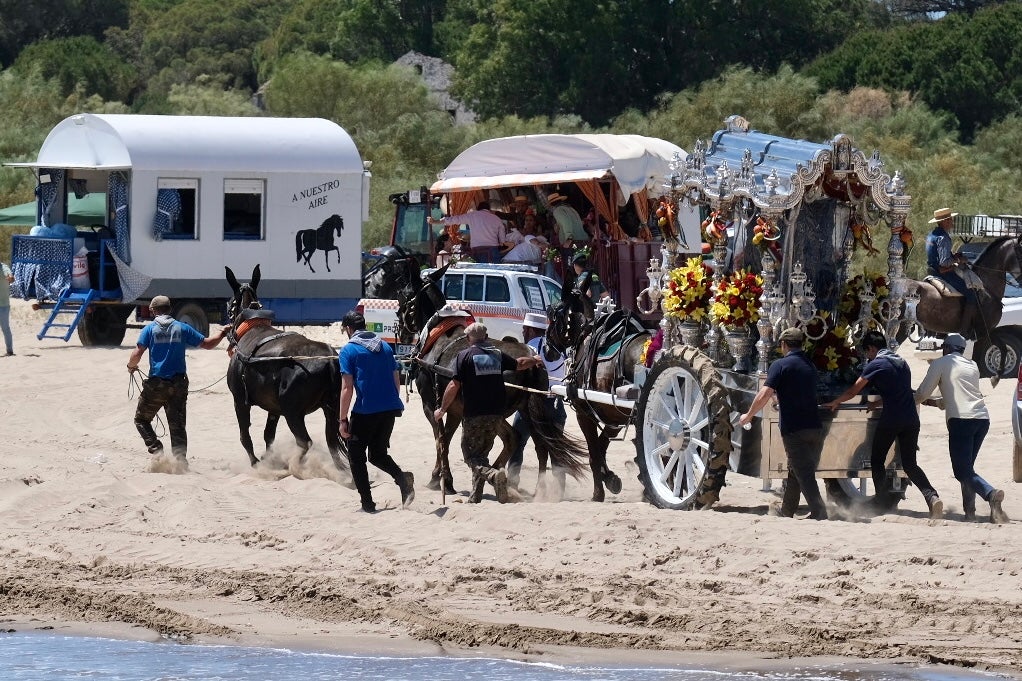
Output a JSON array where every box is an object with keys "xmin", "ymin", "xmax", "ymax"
[{"xmin": 359, "ymin": 262, "xmax": 562, "ymax": 350}]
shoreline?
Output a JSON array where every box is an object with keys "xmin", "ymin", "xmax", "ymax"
[{"xmin": 4, "ymin": 617, "xmax": 1015, "ymax": 679}]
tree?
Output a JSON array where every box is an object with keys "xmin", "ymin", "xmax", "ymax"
[
  {"xmin": 12, "ymin": 36, "xmax": 136, "ymax": 102},
  {"xmin": 0, "ymin": 0, "xmax": 129, "ymax": 67}
]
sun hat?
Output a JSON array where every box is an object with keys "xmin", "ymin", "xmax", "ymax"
[
  {"xmin": 928, "ymin": 207, "xmax": 958, "ymax": 224},
  {"xmin": 777, "ymin": 327, "xmax": 805, "ymax": 344},
  {"xmin": 942, "ymin": 333, "xmax": 967, "ymax": 351},
  {"xmin": 522, "ymin": 313, "xmax": 549, "ymax": 330},
  {"xmin": 547, "ymin": 192, "xmax": 567, "ymax": 205},
  {"xmin": 150, "ymin": 295, "xmax": 171, "ymax": 309}
]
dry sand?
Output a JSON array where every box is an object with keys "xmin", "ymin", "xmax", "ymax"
[{"xmin": 1, "ymin": 299, "xmax": 1020, "ymax": 675}]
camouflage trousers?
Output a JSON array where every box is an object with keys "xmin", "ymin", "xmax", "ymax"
[
  {"xmin": 461, "ymin": 415, "xmax": 509, "ymax": 503},
  {"xmin": 134, "ymin": 374, "xmax": 189, "ymax": 458}
]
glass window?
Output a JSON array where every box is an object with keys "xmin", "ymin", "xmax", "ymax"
[
  {"xmin": 463, "ymin": 274, "xmax": 485, "ymax": 301},
  {"xmin": 518, "ymin": 277, "xmax": 544, "ymax": 310},
  {"xmin": 156, "ymin": 178, "xmax": 198, "ymax": 239},
  {"xmin": 443, "ymin": 274, "xmax": 463, "ymax": 300},
  {"xmin": 395, "ymin": 203, "xmax": 431, "ymax": 255},
  {"xmin": 543, "ymin": 279, "xmax": 562, "ymax": 307},
  {"xmin": 224, "ymin": 179, "xmax": 264, "ymax": 240},
  {"xmin": 485, "ymin": 275, "xmax": 511, "ymax": 303}
]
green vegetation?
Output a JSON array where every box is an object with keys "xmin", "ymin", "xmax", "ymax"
[{"xmin": 1, "ymin": 0, "xmax": 1019, "ymax": 280}]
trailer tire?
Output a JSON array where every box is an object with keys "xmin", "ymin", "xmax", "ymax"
[
  {"xmin": 173, "ymin": 302, "xmax": 209, "ymax": 336},
  {"xmin": 974, "ymin": 332, "xmax": 1022, "ymax": 378},
  {"xmin": 77, "ymin": 305, "xmax": 130, "ymax": 347},
  {"xmin": 824, "ymin": 478, "xmax": 902, "ymax": 513},
  {"xmin": 634, "ymin": 345, "xmax": 732, "ymax": 510}
]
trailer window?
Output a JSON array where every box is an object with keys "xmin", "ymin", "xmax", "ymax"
[
  {"xmin": 224, "ymin": 179, "xmax": 264, "ymax": 240},
  {"xmin": 155, "ymin": 178, "xmax": 198, "ymax": 239},
  {"xmin": 485, "ymin": 275, "xmax": 511, "ymax": 303}
]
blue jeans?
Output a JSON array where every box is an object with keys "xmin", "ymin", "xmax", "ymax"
[
  {"xmin": 936, "ymin": 271, "xmax": 978, "ymax": 304},
  {"xmin": 947, "ymin": 417, "xmax": 994, "ymax": 513},
  {"xmin": 0, "ymin": 305, "xmax": 11, "ymax": 354},
  {"xmin": 470, "ymin": 246, "xmax": 502, "ymax": 264},
  {"xmin": 509, "ymin": 397, "xmax": 568, "ymax": 473}
]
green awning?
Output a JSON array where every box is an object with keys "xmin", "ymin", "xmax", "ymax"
[{"xmin": 0, "ymin": 193, "xmax": 107, "ymax": 226}]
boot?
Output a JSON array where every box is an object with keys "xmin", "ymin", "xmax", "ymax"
[
  {"xmin": 928, "ymin": 495, "xmax": 944, "ymax": 520},
  {"xmin": 468, "ymin": 469, "xmax": 486, "ymax": 503},
  {"xmin": 490, "ymin": 469, "xmax": 510, "ymax": 504},
  {"xmin": 398, "ymin": 471, "xmax": 415, "ymax": 508},
  {"xmin": 961, "ymin": 482, "xmax": 977, "ymax": 521},
  {"xmin": 990, "ymin": 489, "xmax": 1010, "ymax": 524}
]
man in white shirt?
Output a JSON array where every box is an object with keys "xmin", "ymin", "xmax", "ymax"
[
  {"xmin": 430, "ymin": 202, "xmax": 507, "ymax": 263},
  {"xmin": 915, "ymin": 333, "xmax": 1008, "ymax": 523},
  {"xmin": 507, "ymin": 312, "xmax": 567, "ymax": 490}
]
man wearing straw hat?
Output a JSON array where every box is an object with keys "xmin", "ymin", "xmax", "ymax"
[{"xmin": 926, "ymin": 207, "xmax": 980, "ymax": 338}]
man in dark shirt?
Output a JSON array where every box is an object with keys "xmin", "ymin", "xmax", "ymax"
[
  {"xmin": 434, "ymin": 322, "xmax": 543, "ymax": 503},
  {"xmin": 739, "ymin": 327, "xmax": 828, "ymax": 520},
  {"xmin": 823, "ymin": 330, "xmax": 943, "ymax": 519}
]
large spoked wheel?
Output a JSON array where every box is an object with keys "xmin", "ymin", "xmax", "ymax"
[
  {"xmin": 635, "ymin": 345, "xmax": 732, "ymax": 510},
  {"xmin": 824, "ymin": 478, "xmax": 902, "ymax": 512}
]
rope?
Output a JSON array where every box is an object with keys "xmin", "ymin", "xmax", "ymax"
[{"xmin": 127, "ymin": 371, "xmax": 166, "ymax": 438}]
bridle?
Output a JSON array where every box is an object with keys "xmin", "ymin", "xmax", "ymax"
[{"xmin": 227, "ymin": 282, "xmax": 262, "ymax": 345}]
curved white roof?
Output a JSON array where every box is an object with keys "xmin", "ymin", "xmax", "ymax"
[
  {"xmin": 431, "ymin": 133, "xmax": 686, "ymax": 201},
  {"xmin": 22, "ymin": 114, "xmax": 363, "ymax": 173}
]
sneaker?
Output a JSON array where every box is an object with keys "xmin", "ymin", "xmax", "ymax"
[
  {"xmin": 468, "ymin": 472, "xmax": 485, "ymax": 504},
  {"xmin": 493, "ymin": 470, "xmax": 509, "ymax": 504},
  {"xmin": 990, "ymin": 489, "xmax": 1010, "ymax": 524},
  {"xmin": 964, "ymin": 511, "xmax": 978, "ymax": 522},
  {"xmin": 928, "ymin": 497, "xmax": 944, "ymax": 520},
  {"xmin": 399, "ymin": 471, "xmax": 415, "ymax": 508},
  {"xmin": 147, "ymin": 442, "xmax": 164, "ymax": 454}
]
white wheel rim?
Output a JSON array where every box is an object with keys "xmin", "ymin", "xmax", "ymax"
[{"xmin": 642, "ymin": 365, "xmax": 711, "ymax": 506}]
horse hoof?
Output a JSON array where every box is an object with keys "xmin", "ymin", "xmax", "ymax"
[
  {"xmin": 605, "ymin": 473, "xmax": 623, "ymax": 495},
  {"xmin": 426, "ymin": 476, "xmax": 442, "ymax": 491},
  {"xmin": 442, "ymin": 478, "xmax": 457, "ymax": 495},
  {"xmin": 592, "ymin": 491, "xmax": 605, "ymax": 503}
]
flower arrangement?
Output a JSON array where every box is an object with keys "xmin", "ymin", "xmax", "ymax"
[
  {"xmin": 711, "ymin": 268, "xmax": 764, "ymax": 327},
  {"xmin": 837, "ymin": 273, "xmax": 889, "ymax": 322},
  {"xmin": 571, "ymin": 244, "xmax": 592, "ymax": 261},
  {"xmin": 662, "ymin": 257, "xmax": 712, "ymax": 322},
  {"xmin": 543, "ymin": 246, "xmax": 562, "ymax": 263},
  {"xmin": 803, "ymin": 311, "xmax": 858, "ymax": 376},
  {"xmin": 639, "ymin": 328, "xmax": 664, "ymax": 368}
]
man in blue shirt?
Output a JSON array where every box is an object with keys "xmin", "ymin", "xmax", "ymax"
[
  {"xmin": 338, "ymin": 310, "xmax": 414, "ymax": 513},
  {"xmin": 926, "ymin": 207, "xmax": 979, "ymax": 338},
  {"xmin": 824, "ymin": 330, "xmax": 943, "ymax": 519},
  {"xmin": 126, "ymin": 295, "xmax": 229, "ymax": 462},
  {"xmin": 739, "ymin": 327, "xmax": 828, "ymax": 520}
]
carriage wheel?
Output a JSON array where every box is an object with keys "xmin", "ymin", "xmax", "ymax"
[{"xmin": 635, "ymin": 345, "xmax": 732, "ymax": 510}]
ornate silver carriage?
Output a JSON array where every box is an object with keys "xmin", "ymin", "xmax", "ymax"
[{"xmin": 632, "ymin": 116, "xmax": 920, "ymax": 510}]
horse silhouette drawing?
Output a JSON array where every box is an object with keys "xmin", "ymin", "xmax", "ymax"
[{"xmin": 296, "ymin": 214, "xmax": 344, "ymax": 273}]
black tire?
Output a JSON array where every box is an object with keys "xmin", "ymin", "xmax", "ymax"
[
  {"xmin": 824, "ymin": 478, "xmax": 902, "ymax": 512},
  {"xmin": 77, "ymin": 305, "xmax": 130, "ymax": 347},
  {"xmin": 634, "ymin": 344, "xmax": 733, "ymax": 509},
  {"xmin": 974, "ymin": 332, "xmax": 1022, "ymax": 378},
  {"xmin": 173, "ymin": 301, "xmax": 209, "ymax": 336}
]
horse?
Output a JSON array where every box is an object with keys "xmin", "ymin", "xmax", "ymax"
[
  {"xmin": 296, "ymin": 214, "xmax": 344, "ymax": 273},
  {"xmin": 909, "ymin": 235, "xmax": 1022, "ymax": 338},
  {"xmin": 396, "ymin": 269, "xmax": 589, "ymax": 498},
  {"xmin": 224, "ymin": 265, "xmax": 348, "ymax": 475},
  {"xmin": 545, "ymin": 287, "xmax": 648, "ymax": 502},
  {"xmin": 362, "ymin": 244, "xmax": 421, "ymax": 300}
]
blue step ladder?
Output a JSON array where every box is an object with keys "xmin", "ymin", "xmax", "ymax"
[{"xmin": 37, "ymin": 289, "xmax": 97, "ymax": 341}]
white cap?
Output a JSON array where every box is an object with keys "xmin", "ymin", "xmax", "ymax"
[{"xmin": 522, "ymin": 313, "xmax": 548, "ymax": 330}]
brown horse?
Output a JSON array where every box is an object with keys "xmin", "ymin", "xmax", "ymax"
[
  {"xmin": 396, "ymin": 272, "xmax": 588, "ymax": 497},
  {"xmin": 224, "ymin": 265, "xmax": 348, "ymax": 473},
  {"xmin": 545, "ymin": 287, "xmax": 648, "ymax": 502},
  {"xmin": 909, "ymin": 235, "xmax": 1022, "ymax": 337}
]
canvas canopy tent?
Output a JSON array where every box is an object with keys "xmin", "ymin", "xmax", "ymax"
[
  {"xmin": 430, "ymin": 134, "xmax": 687, "ymax": 238},
  {"xmin": 0, "ymin": 193, "xmax": 107, "ymax": 226}
]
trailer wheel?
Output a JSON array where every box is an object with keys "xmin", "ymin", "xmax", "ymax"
[
  {"xmin": 824, "ymin": 478, "xmax": 902, "ymax": 513},
  {"xmin": 974, "ymin": 332, "xmax": 1022, "ymax": 378},
  {"xmin": 173, "ymin": 302, "xmax": 209, "ymax": 336},
  {"xmin": 77, "ymin": 305, "xmax": 130, "ymax": 347},
  {"xmin": 635, "ymin": 345, "xmax": 732, "ymax": 510}
]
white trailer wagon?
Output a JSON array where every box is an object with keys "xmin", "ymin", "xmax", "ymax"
[{"xmin": 4, "ymin": 114, "xmax": 371, "ymax": 345}]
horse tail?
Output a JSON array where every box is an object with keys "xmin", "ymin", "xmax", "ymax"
[{"xmin": 524, "ymin": 389, "xmax": 588, "ymax": 480}]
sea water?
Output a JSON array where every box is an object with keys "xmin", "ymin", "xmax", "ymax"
[{"xmin": 0, "ymin": 632, "xmax": 997, "ymax": 681}]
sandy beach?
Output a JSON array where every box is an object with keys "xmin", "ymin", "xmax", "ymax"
[{"xmin": 1, "ymin": 299, "xmax": 1020, "ymax": 676}]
